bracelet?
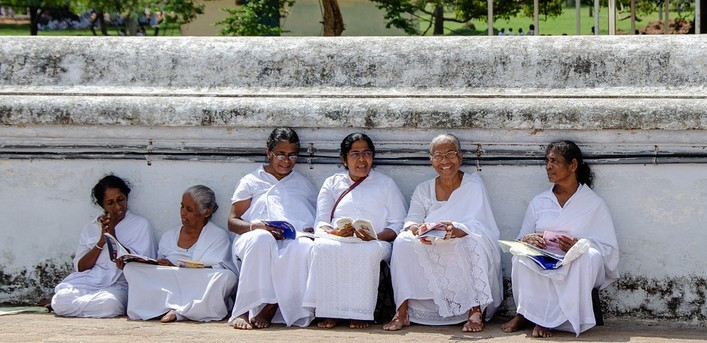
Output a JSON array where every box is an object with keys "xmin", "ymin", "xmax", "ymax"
[{"xmin": 95, "ymin": 243, "xmax": 103, "ymax": 250}]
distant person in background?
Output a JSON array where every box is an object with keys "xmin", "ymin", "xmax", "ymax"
[
  {"xmin": 528, "ymin": 24, "xmax": 535, "ymax": 36},
  {"xmin": 51, "ymin": 175, "xmax": 156, "ymax": 318},
  {"xmin": 498, "ymin": 28, "xmax": 505, "ymax": 36},
  {"xmin": 508, "ymin": 28, "xmax": 514, "ymax": 35},
  {"xmin": 518, "ymin": 28, "xmax": 524, "ymax": 36}
]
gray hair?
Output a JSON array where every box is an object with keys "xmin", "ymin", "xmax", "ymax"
[
  {"xmin": 429, "ymin": 133, "xmax": 462, "ymax": 154},
  {"xmin": 184, "ymin": 185, "xmax": 219, "ymax": 218}
]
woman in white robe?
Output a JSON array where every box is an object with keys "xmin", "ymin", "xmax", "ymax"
[
  {"xmin": 384, "ymin": 134, "xmax": 502, "ymax": 332},
  {"xmin": 124, "ymin": 185, "xmax": 237, "ymax": 323},
  {"xmin": 52, "ymin": 175, "xmax": 156, "ymax": 318},
  {"xmin": 302, "ymin": 132, "xmax": 408, "ymax": 329},
  {"xmin": 228, "ymin": 128, "xmax": 319, "ymax": 330},
  {"xmin": 501, "ymin": 140, "xmax": 619, "ymax": 337}
]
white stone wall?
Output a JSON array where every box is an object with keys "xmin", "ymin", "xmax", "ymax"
[{"xmin": 0, "ymin": 36, "xmax": 705, "ymax": 321}]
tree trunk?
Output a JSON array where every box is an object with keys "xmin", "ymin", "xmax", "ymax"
[
  {"xmin": 29, "ymin": 6, "xmax": 40, "ymax": 36},
  {"xmin": 433, "ymin": 5, "xmax": 444, "ymax": 35},
  {"xmin": 322, "ymin": 0, "xmax": 344, "ymax": 36}
]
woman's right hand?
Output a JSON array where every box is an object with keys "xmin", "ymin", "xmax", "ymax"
[
  {"xmin": 405, "ymin": 223, "xmax": 421, "ymax": 235},
  {"xmin": 521, "ymin": 233, "xmax": 546, "ymax": 249},
  {"xmin": 251, "ymin": 221, "xmax": 284, "ymax": 240},
  {"xmin": 96, "ymin": 214, "xmax": 113, "ymax": 247},
  {"xmin": 325, "ymin": 224, "xmax": 355, "ymax": 237},
  {"xmin": 157, "ymin": 258, "xmax": 173, "ymax": 266}
]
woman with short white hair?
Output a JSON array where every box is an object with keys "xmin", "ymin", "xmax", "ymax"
[{"xmin": 383, "ymin": 133, "xmax": 503, "ymax": 332}]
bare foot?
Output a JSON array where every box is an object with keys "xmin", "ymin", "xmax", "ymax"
[
  {"xmin": 462, "ymin": 308, "xmax": 484, "ymax": 332},
  {"xmin": 532, "ymin": 325, "xmax": 553, "ymax": 338},
  {"xmin": 160, "ymin": 309, "xmax": 177, "ymax": 323},
  {"xmin": 383, "ymin": 312, "xmax": 410, "ymax": 331},
  {"xmin": 349, "ymin": 320, "xmax": 369, "ymax": 329},
  {"xmin": 317, "ymin": 318, "xmax": 337, "ymax": 328},
  {"xmin": 232, "ymin": 313, "xmax": 253, "ymax": 330},
  {"xmin": 501, "ymin": 314, "xmax": 529, "ymax": 333},
  {"xmin": 250, "ymin": 303, "xmax": 278, "ymax": 329}
]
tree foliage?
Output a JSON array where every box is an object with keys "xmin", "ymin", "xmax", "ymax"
[
  {"xmin": 218, "ymin": 0, "xmax": 295, "ymax": 36},
  {"xmin": 371, "ymin": 0, "xmax": 527, "ymax": 35},
  {"xmin": 71, "ymin": 0, "xmax": 204, "ymax": 35}
]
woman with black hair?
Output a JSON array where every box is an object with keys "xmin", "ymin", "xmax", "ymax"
[
  {"xmin": 501, "ymin": 140, "xmax": 619, "ymax": 337},
  {"xmin": 303, "ymin": 132, "xmax": 408, "ymax": 329},
  {"xmin": 228, "ymin": 127, "xmax": 319, "ymax": 329},
  {"xmin": 51, "ymin": 175, "xmax": 156, "ymax": 317}
]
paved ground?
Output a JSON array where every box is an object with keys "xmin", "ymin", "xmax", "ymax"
[{"xmin": 1, "ymin": 313, "xmax": 705, "ymax": 343}]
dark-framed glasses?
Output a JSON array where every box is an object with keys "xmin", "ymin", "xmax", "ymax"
[
  {"xmin": 348, "ymin": 150, "xmax": 373, "ymax": 159},
  {"xmin": 272, "ymin": 153, "xmax": 298, "ymax": 161},
  {"xmin": 430, "ymin": 151, "xmax": 459, "ymax": 162}
]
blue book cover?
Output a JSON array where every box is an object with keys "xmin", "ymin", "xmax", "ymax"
[{"xmin": 262, "ymin": 221, "xmax": 297, "ymax": 240}]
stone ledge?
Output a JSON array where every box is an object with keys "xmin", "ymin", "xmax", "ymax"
[
  {"xmin": 2, "ymin": 36, "xmax": 705, "ymax": 89},
  {"xmin": 2, "ymin": 95, "xmax": 705, "ymax": 130}
]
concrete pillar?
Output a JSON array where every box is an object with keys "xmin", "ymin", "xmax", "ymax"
[
  {"xmin": 665, "ymin": 0, "xmax": 670, "ymax": 34},
  {"xmin": 534, "ymin": 0, "xmax": 539, "ymax": 35},
  {"xmin": 594, "ymin": 0, "xmax": 600, "ymax": 35},
  {"xmin": 696, "ymin": 0, "xmax": 701, "ymax": 34},
  {"xmin": 609, "ymin": 0, "xmax": 616, "ymax": 34},
  {"xmin": 488, "ymin": 0, "xmax": 494, "ymax": 36},
  {"xmin": 576, "ymin": 0, "xmax": 581, "ymax": 35}
]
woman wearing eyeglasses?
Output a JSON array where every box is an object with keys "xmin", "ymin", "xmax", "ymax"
[
  {"xmin": 303, "ymin": 132, "xmax": 408, "ymax": 329},
  {"xmin": 383, "ymin": 134, "xmax": 503, "ymax": 332},
  {"xmin": 228, "ymin": 128, "xmax": 319, "ymax": 330}
]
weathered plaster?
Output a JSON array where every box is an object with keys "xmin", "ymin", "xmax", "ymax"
[{"xmin": 0, "ymin": 37, "xmax": 705, "ymax": 322}]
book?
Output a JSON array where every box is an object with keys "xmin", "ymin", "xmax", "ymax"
[
  {"xmin": 177, "ymin": 259, "xmax": 205, "ymax": 268},
  {"xmin": 262, "ymin": 220, "xmax": 297, "ymax": 240},
  {"xmin": 334, "ymin": 217, "xmax": 378, "ymax": 240},
  {"xmin": 498, "ymin": 239, "xmax": 564, "ymax": 270},
  {"xmin": 103, "ymin": 233, "xmax": 158, "ymax": 265},
  {"xmin": 542, "ymin": 231, "xmax": 574, "ymax": 256},
  {"xmin": 416, "ymin": 222, "xmax": 448, "ymax": 239}
]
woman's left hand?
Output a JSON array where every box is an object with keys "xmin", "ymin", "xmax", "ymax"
[
  {"xmin": 557, "ymin": 235, "xmax": 578, "ymax": 252},
  {"xmin": 115, "ymin": 259, "xmax": 125, "ymax": 270},
  {"xmin": 440, "ymin": 220, "xmax": 455, "ymax": 240}
]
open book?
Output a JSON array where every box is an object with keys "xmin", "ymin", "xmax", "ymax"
[
  {"xmin": 334, "ymin": 217, "xmax": 377, "ymax": 240},
  {"xmin": 103, "ymin": 233, "xmax": 158, "ymax": 265},
  {"xmin": 416, "ymin": 222, "xmax": 448, "ymax": 239},
  {"xmin": 262, "ymin": 220, "xmax": 297, "ymax": 240},
  {"xmin": 498, "ymin": 239, "xmax": 565, "ymax": 270}
]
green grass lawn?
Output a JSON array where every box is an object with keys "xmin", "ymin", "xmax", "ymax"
[
  {"xmin": 435, "ymin": 5, "xmax": 692, "ymax": 35},
  {"xmin": 0, "ymin": 23, "xmax": 182, "ymax": 36}
]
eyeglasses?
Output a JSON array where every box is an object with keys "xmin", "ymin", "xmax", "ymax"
[
  {"xmin": 348, "ymin": 150, "xmax": 373, "ymax": 160},
  {"xmin": 430, "ymin": 151, "xmax": 459, "ymax": 162},
  {"xmin": 271, "ymin": 152, "xmax": 298, "ymax": 162}
]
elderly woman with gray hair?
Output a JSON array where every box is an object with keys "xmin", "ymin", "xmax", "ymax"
[
  {"xmin": 384, "ymin": 134, "xmax": 503, "ymax": 332},
  {"xmin": 123, "ymin": 185, "xmax": 237, "ymax": 323}
]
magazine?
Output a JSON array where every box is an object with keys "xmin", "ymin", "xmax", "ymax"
[
  {"xmin": 103, "ymin": 233, "xmax": 158, "ymax": 265},
  {"xmin": 177, "ymin": 259, "xmax": 205, "ymax": 268},
  {"xmin": 542, "ymin": 231, "xmax": 575, "ymax": 256},
  {"xmin": 498, "ymin": 239, "xmax": 564, "ymax": 270},
  {"xmin": 333, "ymin": 217, "xmax": 378, "ymax": 240},
  {"xmin": 416, "ymin": 222, "xmax": 448, "ymax": 239}
]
